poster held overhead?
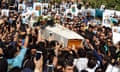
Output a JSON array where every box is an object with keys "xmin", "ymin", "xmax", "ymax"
[
  {"xmin": 1, "ymin": 9, "xmax": 9, "ymax": 16},
  {"xmin": 18, "ymin": 4, "xmax": 26, "ymax": 13},
  {"xmin": 33, "ymin": 2, "xmax": 42, "ymax": 16},
  {"xmin": 102, "ymin": 10, "xmax": 120, "ymax": 27}
]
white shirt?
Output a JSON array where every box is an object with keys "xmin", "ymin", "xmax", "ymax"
[
  {"xmin": 86, "ymin": 68, "xmax": 95, "ymax": 72},
  {"xmin": 74, "ymin": 58, "xmax": 88, "ymax": 72},
  {"xmin": 106, "ymin": 64, "xmax": 120, "ymax": 72}
]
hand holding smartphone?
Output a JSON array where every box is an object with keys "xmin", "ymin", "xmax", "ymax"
[
  {"xmin": 47, "ymin": 64, "xmax": 54, "ymax": 72},
  {"xmin": 36, "ymin": 51, "xmax": 42, "ymax": 61},
  {"xmin": 34, "ymin": 51, "xmax": 43, "ymax": 72}
]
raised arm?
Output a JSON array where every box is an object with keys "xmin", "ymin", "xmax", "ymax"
[
  {"xmin": 34, "ymin": 56, "xmax": 43, "ymax": 72},
  {"xmin": 24, "ymin": 26, "xmax": 31, "ymax": 48},
  {"xmin": 1, "ymin": 31, "xmax": 7, "ymax": 42},
  {"xmin": 13, "ymin": 23, "xmax": 21, "ymax": 42},
  {"xmin": 36, "ymin": 26, "xmax": 42, "ymax": 44}
]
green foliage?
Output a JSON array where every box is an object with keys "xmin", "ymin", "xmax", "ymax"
[
  {"xmin": 85, "ymin": 0, "xmax": 120, "ymax": 11},
  {"xmin": 54, "ymin": 0, "xmax": 61, "ymax": 3},
  {"xmin": 53, "ymin": 0, "xmax": 120, "ymax": 11}
]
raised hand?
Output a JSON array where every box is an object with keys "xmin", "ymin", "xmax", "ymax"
[
  {"xmin": 34, "ymin": 56, "xmax": 43, "ymax": 72},
  {"xmin": 26, "ymin": 25, "xmax": 31, "ymax": 34},
  {"xmin": 16, "ymin": 22, "xmax": 21, "ymax": 30}
]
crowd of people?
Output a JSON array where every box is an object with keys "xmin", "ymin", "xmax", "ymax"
[{"xmin": 0, "ymin": 0, "xmax": 120, "ymax": 72}]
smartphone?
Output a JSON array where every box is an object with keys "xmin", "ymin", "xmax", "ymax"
[
  {"xmin": 36, "ymin": 51, "xmax": 42, "ymax": 60},
  {"xmin": 47, "ymin": 64, "xmax": 54, "ymax": 72}
]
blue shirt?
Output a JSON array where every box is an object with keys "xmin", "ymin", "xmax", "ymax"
[{"xmin": 7, "ymin": 46, "xmax": 27, "ymax": 69}]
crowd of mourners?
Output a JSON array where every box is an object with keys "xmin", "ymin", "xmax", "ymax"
[{"xmin": 0, "ymin": 0, "xmax": 120, "ymax": 72}]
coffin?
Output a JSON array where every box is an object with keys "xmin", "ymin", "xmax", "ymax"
[{"xmin": 42, "ymin": 24, "xmax": 84, "ymax": 48}]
